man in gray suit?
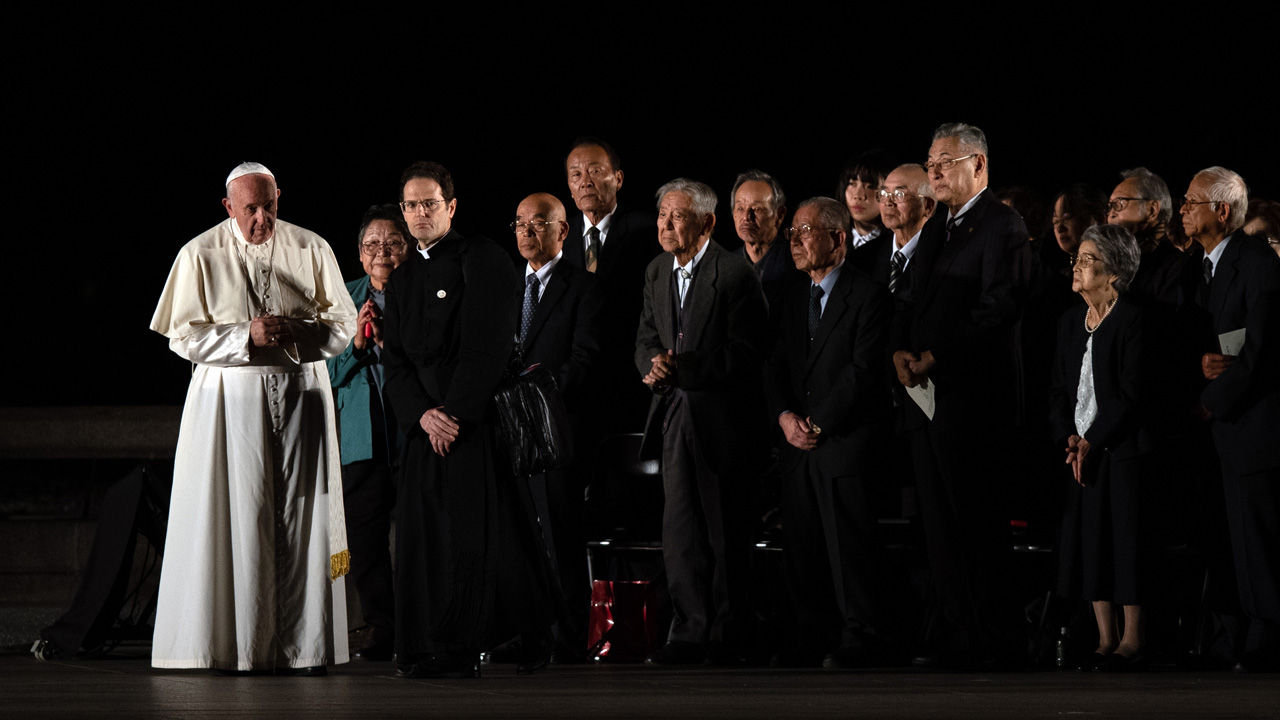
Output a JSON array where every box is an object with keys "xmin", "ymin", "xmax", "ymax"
[{"xmin": 636, "ymin": 178, "xmax": 769, "ymax": 665}]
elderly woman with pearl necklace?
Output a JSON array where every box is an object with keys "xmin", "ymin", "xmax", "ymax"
[{"xmin": 1050, "ymin": 223, "xmax": 1152, "ymax": 672}]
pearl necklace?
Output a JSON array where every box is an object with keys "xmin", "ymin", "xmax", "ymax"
[{"xmin": 1084, "ymin": 295, "xmax": 1118, "ymax": 334}]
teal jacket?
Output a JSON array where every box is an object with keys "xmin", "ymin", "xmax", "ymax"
[{"xmin": 327, "ymin": 275, "xmax": 391, "ymax": 465}]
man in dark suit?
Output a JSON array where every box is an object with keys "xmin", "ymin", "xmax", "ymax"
[
  {"xmin": 850, "ymin": 163, "xmax": 937, "ymax": 523},
  {"xmin": 767, "ymin": 197, "xmax": 892, "ymax": 667},
  {"xmin": 730, "ymin": 169, "xmax": 794, "ymax": 309},
  {"xmin": 1184, "ymin": 166, "xmax": 1280, "ymax": 670},
  {"xmin": 383, "ymin": 162, "xmax": 551, "ymax": 677},
  {"xmin": 851, "ymin": 163, "xmax": 935, "ymax": 295},
  {"xmin": 891, "ymin": 123, "xmax": 1030, "ymax": 668},
  {"xmin": 563, "ymin": 137, "xmax": 659, "ymax": 434},
  {"xmin": 636, "ymin": 178, "xmax": 768, "ymax": 665},
  {"xmin": 511, "ymin": 192, "xmax": 604, "ymax": 663}
]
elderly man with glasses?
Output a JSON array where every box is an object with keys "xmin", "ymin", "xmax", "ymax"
[
  {"xmin": 890, "ymin": 122, "xmax": 1031, "ymax": 669},
  {"xmin": 508, "ymin": 192, "xmax": 604, "ymax": 665},
  {"xmin": 1184, "ymin": 166, "xmax": 1280, "ymax": 672}
]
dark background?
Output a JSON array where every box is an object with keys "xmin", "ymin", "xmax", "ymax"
[{"xmin": 6, "ymin": 13, "xmax": 1275, "ymax": 406}]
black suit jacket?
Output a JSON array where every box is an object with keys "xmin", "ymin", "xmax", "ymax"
[
  {"xmin": 766, "ymin": 264, "xmax": 892, "ymax": 477},
  {"xmin": 566, "ymin": 204, "xmax": 660, "ymax": 431},
  {"xmin": 634, "ymin": 240, "xmax": 769, "ymax": 471},
  {"xmin": 893, "ymin": 188, "xmax": 1030, "ymax": 428},
  {"xmin": 1197, "ymin": 233, "xmax": 1280, "ymax": 474},
  {"xmin": 382, "ymin": 230, "xmax": 520, "ymax": 434},
  {"xmin": 1048, "ymin": 298, "xmax": 1149, "ymax": 460},
  {"xmin": 735, "ymin": 239, "xmax": 798, "ymax": 312},
  {"xmin": 516, "ymin": 258, "xmax": 604, "ymax": 410},
  {"xmin": 564, "ymin": 204, "xmax": 658, "ymax": 341}
]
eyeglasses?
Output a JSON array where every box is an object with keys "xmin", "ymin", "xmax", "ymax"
[
  {"xmin": 360, "ymin": 240, "xmax": 407, "ymax": 255},
  {"xmin": 1070, "ymin": 252, "xmax": 1101, "ymax": 269},
  {"xmin": 785, "ymin": 224, "xmax": 834, "ymax": 241},
  {"xmin": 400, "ymin": 198, "xmax": 447, "ymax": 214},
  {"xmin": 1180, "ymin": 198, "xmax": 1218, "ymax": 213},
  {"xmin": 1106, "ymin": 196, "xmax": 1147, "ymax": 213},
  {"xmin": 924, "ymin": 154, "xmax": 975, "ymax": 172},
  {"xmin": 510, "ymin": 220, "xmax": 557, "ymax": 234},
  {"xmin": 877, "ymin": 188, "xmax": 919, "ymax": 204}
]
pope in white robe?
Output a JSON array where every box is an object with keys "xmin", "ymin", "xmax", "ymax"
[{"xmin": 149, "ymin": 164, "xmax": 357, "ymax": 672}]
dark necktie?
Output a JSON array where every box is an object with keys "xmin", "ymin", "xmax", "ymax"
[
  {"xmin": 946, "ymin": 215, "xmax": 962, "ymax": 244},
  {"xmin": 519, "ymin": 274, "xmax": 540, "ymax": 345},
  {"xmin": 585, "ymin": 226, "xmax": 601, "ymax": 273},
  {"xmin": 808, "ymin": 284, "xmax": 824, "ymax": 341},
  {"xmin": 1203, "ymin": 257, "xmax": 1214, "ymax": 285},
  {"xmin": 889, "ymin": 250, "xmax": 905, "ymax": 295}
]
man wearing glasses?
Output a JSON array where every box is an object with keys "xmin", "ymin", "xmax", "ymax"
[
  {"xmin": 852, "ymin": 163, "xmax": 936, "ymax": 296},
  {"xmin": 510, "ymin": 192, "xmax": 604, "ymax": 664},
  {"xmin": 382, "ymin": 162, "xmax": 550, "ymax": 677},
  {"xmin": 767, "ymin": 197, "xmax": 892, "ymax": 667},
  {"xmin": 891, "ymin": 122, "xmax": 1030, "ymax": 669},
  {"xmin": 1184, "ymin": 166, "xmax": 1280, "ymax": 672}
]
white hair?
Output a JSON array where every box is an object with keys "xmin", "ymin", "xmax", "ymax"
[{"xmin": 1196, "ymin": 166, "xmax": 1249, "ymax": 233}]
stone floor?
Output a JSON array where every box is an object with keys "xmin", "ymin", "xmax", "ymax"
[{"xmin": 3, "ymin": 647, "xmax": 1279, "ymax": 719}]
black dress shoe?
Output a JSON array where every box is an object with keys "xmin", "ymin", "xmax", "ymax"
[
  {"xmin": 645, "ymin": 641, "xmax": 706, "ymax": 666},
  {"xmin": 353, "ymin": 640, "xmax": 394, "ymax": 662},
  {"xmin": 1097, "ymin": 651, "xmax": 1148, "ymax": 673},
  {"xmin": 1079, "ymin": 652, "xmax": 1109, "ymax": 672},
  {"xmin": 824, "ymin": 643, "xmax": 885, "ymax": 669},
  {"xmin": 394, "ymin": 655, "xmax": 481, "ymax": 679}
]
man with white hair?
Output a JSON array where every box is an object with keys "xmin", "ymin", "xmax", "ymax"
[
  {"xmin": 1184, "ymin": 166, "xmax": 1280, "ymax": 671},
  {"xmin": 636, "ymin": 178, "xmax": 768, "ymax": 666},
  {"xmin": 891, "ymin": 123, "xmax": 1030, "ymax": 669},
  {"xmin": 150, "ymin": 162, "xmax": 357, "ymax": 674}
]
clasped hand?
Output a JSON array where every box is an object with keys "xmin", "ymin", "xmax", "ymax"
[
  {"xmin": 354, "ymin": 299, "xmax": 383, "ymax": 350},
  {"xmin": 420, "ymin": 407, "xmax": 460, "ymax": 457},
  {"xmin": 643, "ymin": 349, "xmax": 677, "ymax": 388},
  {"xmin": 250, "ymin": 315, "xmax": 293, "ymax": 348}
]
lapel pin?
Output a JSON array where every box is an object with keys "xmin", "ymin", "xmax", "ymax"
[{"xmin": 437, "ymin": 290, "xmax": 447, "ymax": 299}]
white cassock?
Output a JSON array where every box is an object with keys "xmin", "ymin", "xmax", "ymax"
[{"xmin": 149, "ymin": 217, "xmax": 357, "ymax": 671}]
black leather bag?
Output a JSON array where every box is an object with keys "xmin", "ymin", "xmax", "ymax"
[{"xmin": 492, "ymin": 362, "xmax": 574, "ymax": 477}]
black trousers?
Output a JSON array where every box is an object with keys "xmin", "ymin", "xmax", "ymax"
[
  {"xmin": 341, "ymin": 460, "xmax": 396, "ymax": 645},
  {"xmin": 1223, "ymin": 465, "xmax": 1280, "ymax": 657},
  {"xmin": 910, "ymin": 421, "xmax": 1017, "ymax": 658},
  {"xmin": 782, "ymin": 454, "xmax": 884, "ymax": 657},
  {"xmin": 660, "ymin": 393, "xmax": 750, "ymax": 650},
  {"xmin": 529, "ymin": 464, "xmax": 589, "ymax": 657}
]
